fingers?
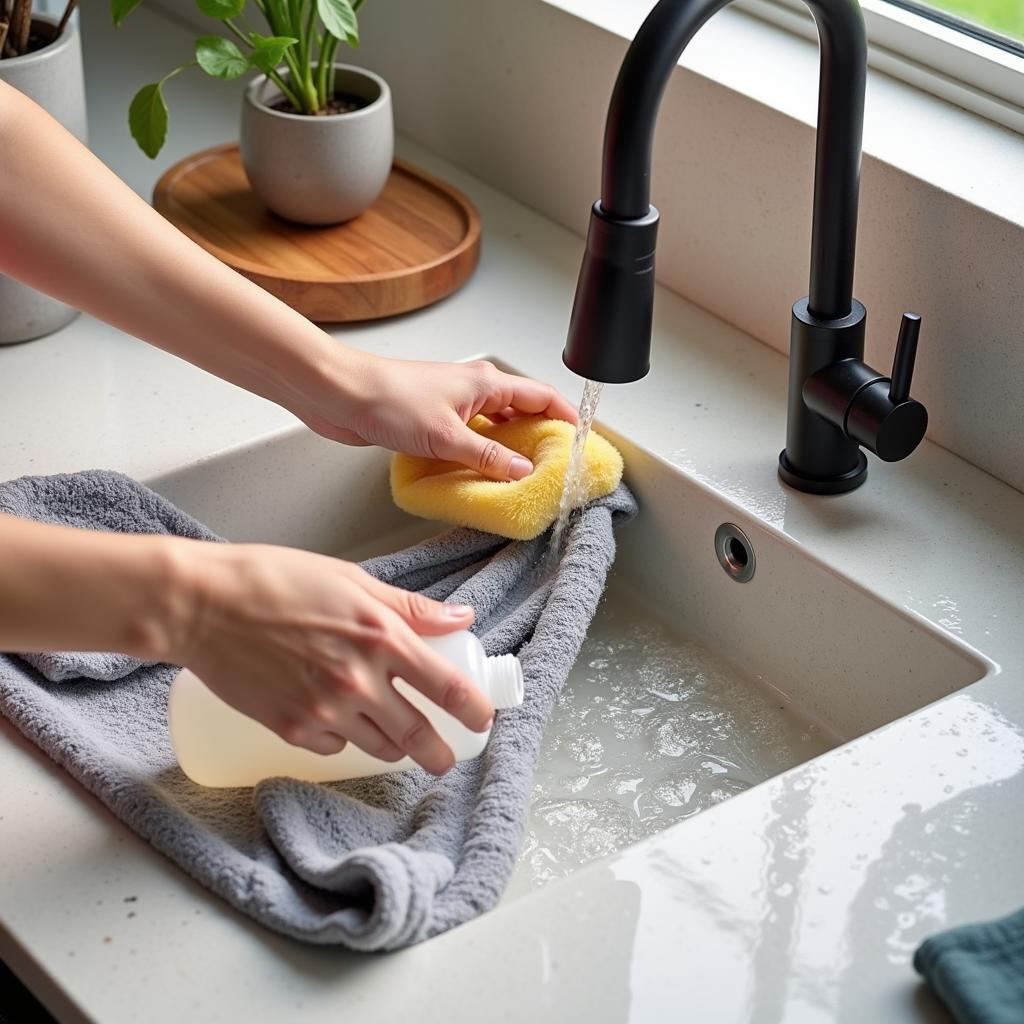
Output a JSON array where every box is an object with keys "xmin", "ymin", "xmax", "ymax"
[
  {"xmin": 320, "ymin": 653, "xmax": 460, "ymax": 775},
  {"xmin": 351, "ymin": 590, "xmax": 494, "ymax": 736},
  {"xmin": 485, "ymin": 406, "xmax": 517, "ymax": 424},
  {"xmin": 435, "ymin": 362, "xmax": 580, "ymax": 476},
  {"xmin": 282, "ymin": 687, "xmax": 409, "ymax": 764},
  {"xmin": 286, "ymin": 717, "xmax": 405, "ymax": 764},
  {"xmin": 330, "ymin": 713, "xmax": 404, "ymax": 763},
  {"xmin": 370, "ymin": 685, "xmax": 457, "ymax": 775},
  {"xmin": 438, "ymin": 421, "xmax": 535, "ymax": 481},
  {"xmin": 470, "ymin": 363, "xmax": 579, "ymax": 425},
  {"xmin": 353, "ymin": 570, "xmax": 476, "ymax": 637},
  {"xmin": 386, "ymin": 630, "xmax": 495, "ymax": 735},
  {"xmin": 237, "ymin": 553, "xmax": 497, "ymax": 775},
  {"xmin": 297, "ymin": 661, "xmax": 444, "ymax": 770},
  {"xmin": 270, "ymin": 711, "xmax": 352, "ymax": 757},
  {"xmin": 298, "ymin": 730, "xmax": 349, "ymax": 756},
  {"xmin": 344, "ymin": 570, "xmax": 494, "ymax": 771}
]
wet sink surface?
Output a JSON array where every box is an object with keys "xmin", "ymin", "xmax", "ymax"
[
  {"xmin": 505, "ymin": 574, "xmax": 836, "ymax": 897},
  {"xmin": 150, "ymin": 423, "xmax": 992, "ymax": 894}
]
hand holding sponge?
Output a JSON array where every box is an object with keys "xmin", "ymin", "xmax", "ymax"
[{"xmin": 391, "ymin": 414, "xmax": 624, "ymax": 540}]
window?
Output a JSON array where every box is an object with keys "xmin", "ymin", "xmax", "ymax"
[
  {"xmin": 909, "ymin": 0, "xmax": 1024, "ymax": 47},
  {"xmin": 742, "ymin": 0, "xmax": 1024, "ymax": 134}
]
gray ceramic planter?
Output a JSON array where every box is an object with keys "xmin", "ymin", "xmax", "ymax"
[
  {"xmin": 240, "ymin": 65, "xmax": 393, "ymax": 226},
  {"xmin": 0, "ymin": 15, "xmax": 86, "ymax": 345}
]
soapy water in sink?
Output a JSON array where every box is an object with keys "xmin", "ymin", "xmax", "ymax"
[
  {"xmin": 504, "ymin": 575, "xmax": 837, "ymax": 898},
  {"xmin": 547, "ymin": 379, "xmax": 604, "ymax": 567}
]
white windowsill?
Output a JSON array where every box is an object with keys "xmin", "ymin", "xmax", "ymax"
[
  {"xmin": 746, "ymin": 0, "xmax": 1024, "ymax": 135},
  {"xmin": 543, "ymin": 0, "xmax": 1024, "ymax": 229}
]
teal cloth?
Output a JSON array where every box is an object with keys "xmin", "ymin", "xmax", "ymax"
[{"xmin": 914, "ymin": 907, "xmax": 1024, "ymax": 1024}]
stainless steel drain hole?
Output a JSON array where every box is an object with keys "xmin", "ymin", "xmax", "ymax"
[{"xmin": 715, "ymin": 523, "xmax": 755, "ymax": 583}]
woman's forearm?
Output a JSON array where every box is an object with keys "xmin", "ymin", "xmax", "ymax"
[
  {"xmin": 0, "ymin": 81, "xmax": 344, "ymax": 417},
  {"xmin": 0, "ymin": 83, "xmax": 578, "ymax": 481},
  {"xmin": 0, "ymin": 512, "xmax": 191, "ymax": 660}
]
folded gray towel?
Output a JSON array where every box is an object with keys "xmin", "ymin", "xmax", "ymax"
[{"xmin": 0, "ymin": 470, "xmax": 636, "ymax": 950}]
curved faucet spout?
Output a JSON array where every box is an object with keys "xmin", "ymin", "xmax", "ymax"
[
  {"xmin": 604, "ymin": 0, "xmax": 866, "ymax": 319},
  {"xmin": 564, "ymin": 0, "xmax": 925, "ymax": 495},
  {"xmin": 564, "ymin": 0, "xmax": 868, "ymax": 387}
]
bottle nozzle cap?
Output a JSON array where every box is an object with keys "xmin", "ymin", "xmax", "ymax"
[{"xmin": 485, "ymin": 653, "xmax": 525, "ymax": 709}]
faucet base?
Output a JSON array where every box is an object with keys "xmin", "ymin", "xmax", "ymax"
[{"xmin": 778, "ymin": 449, "xmax": 867, "ymax": 495}]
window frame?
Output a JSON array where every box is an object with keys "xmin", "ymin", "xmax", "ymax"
[{"xmin": 737, "ymin": 0, "xmax": 1024, "ymax": 135}]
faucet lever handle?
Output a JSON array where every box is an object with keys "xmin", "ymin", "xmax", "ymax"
[{"xmin": 889, "ymin": 312, "xmax": 921, "ymax": 403}]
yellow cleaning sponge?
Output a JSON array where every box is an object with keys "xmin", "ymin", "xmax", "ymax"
[{"xmin": 391, "ymin": 415, "xmax": 624, "ymax": 541}]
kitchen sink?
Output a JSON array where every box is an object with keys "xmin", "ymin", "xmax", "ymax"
[{"xmin": 149, "ymin": 417, "xmax": 992, "ymax": 895}]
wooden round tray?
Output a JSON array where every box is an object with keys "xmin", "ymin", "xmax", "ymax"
[{"xmin": 153, "ymin": 144, "xmax": 481, "ymax": 322}]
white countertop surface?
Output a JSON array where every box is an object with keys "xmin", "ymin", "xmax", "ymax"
[{"xmin": 1, "ymin": 6, "xmax": 1022, "ymax": 1023}]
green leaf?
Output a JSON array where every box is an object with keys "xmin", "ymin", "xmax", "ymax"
[
  {"xmin": 316, "ymin": 0, "xmax": 359, "ymax": 45},
  {"xmin": 195, "ymin": 36, "xmax": 249, "ymax": 78},
  {"xmin": 195, "ymin": 0, "xmax": 246, "ymax": 19},
  {"xmin": 111, "ymin": 0, "xmax": 144, "ymax": 28},
  {"xmin": 248, "ymin": 34, "xmax": 298, "ymax": 74},
  {"xmin": 128, "ymin": 82, "xmax": 168, "ymax": 159}
]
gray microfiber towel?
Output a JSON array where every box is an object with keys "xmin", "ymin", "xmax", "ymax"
[{"xmin": 0, "ymin": 470, "xmax": 637, "ymax": 951}]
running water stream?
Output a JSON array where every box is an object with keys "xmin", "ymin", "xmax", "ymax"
[{"xmin": 547, "ymin": 379, "xmax": 604, "ymax": 564}]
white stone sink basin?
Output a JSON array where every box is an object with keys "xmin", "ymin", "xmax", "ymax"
[{"xmin": 150, "ymin": 418, "xmax": 993, "ymax": 892}]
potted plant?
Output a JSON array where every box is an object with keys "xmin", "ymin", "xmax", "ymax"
[
  {"xmin": 0, "ymin": 1, "xmax": 85, "ymax": 344},
  {"xmin": 115, "ymin": 0, "xmax": 393, "ymax": 226}
]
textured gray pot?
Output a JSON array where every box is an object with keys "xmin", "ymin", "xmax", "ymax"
[
  {"xmin": 0, "ymin": 15, "xmax": 86, "ymax": 345},
  {"xmin": 240, "ymin": 65, "xmax": 393, "ymax": 226}
]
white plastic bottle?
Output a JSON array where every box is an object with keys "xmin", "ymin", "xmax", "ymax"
[{"xmin": 168, "ymin": 630, "xmax": 525, "ymax": 788}]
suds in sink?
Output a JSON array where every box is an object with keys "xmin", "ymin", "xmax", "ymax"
[{"xmin": 505, "ymin": 575, "xmax": 837, "ymax": 898}]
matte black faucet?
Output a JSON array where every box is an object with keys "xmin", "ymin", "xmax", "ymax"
[{"xmin": 563, "ymin": 0, "xmax": 928, "ymax": 494}]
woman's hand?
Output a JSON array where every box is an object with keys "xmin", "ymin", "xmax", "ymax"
[
  {"xmin": 168, "ymin": 541, "xmax": 493, "ymax": 775},
  {"xmin": 298, "ymin": 354, "xmax": 579, "ymax": 481}
]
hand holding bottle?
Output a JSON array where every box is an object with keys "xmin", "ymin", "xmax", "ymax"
[{"xmin": 168, "ymin": 542, "xmax": 496, "ymax": 776}]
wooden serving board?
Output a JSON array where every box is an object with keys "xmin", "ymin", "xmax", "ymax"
[{"xmin": 153, "ymin": 143, "xmax": 481, "ymax": 322}]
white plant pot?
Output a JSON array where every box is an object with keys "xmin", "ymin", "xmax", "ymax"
[
  {"xmin": 240, "ymin": 65, "xmax": 394, "ymax": 226},
  {"xmin": 0, "ymin": 15, "xmax": 86, "ymax": 345}
]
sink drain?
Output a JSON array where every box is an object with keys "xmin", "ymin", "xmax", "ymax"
[{"xmin": 714, "ymin": 523, "xmax": 756, "ymax": 583}]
